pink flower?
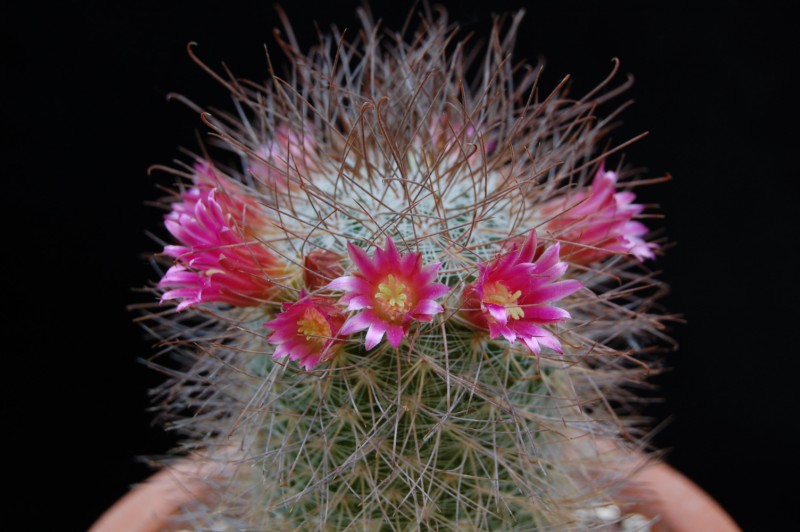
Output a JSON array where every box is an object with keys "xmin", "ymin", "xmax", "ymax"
[
  {"xmin": 461, "ymin": 230, "xmax": 582, "ymax": 354},
  {"xmin": 189, "ymin": 162, "xmax": 269, "ymax": 230},
  {"xmin": 264, "ymin": 293, "xmax": 346, "ymax": 370},
  {"xmin": 327, "ymin": 238, "xmax": 450, "ymax": 350},
  {"xmin": 543, "ymin": 165, "xmax": 658, "ymax": 264},
  {"xmin": 248, "ymin": 126, "xmax": 317, "ymax": 189},
  {"xmin": 159, "ymin": 165, "xmax": 281, "ymax": 310}
]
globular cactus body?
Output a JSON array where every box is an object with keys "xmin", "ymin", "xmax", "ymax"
[{"xmin": 147, "ymin": 7, "xmax": 670, "ymax": 530}]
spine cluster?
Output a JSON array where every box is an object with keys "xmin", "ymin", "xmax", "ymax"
[{"xmin": 146, "ymin": 8, "xmax": 671, "ymax": 530}]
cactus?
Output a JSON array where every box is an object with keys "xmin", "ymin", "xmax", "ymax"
[{"xmin": 144, "ymin": 7, "xmax": 671, "ymax": 530}]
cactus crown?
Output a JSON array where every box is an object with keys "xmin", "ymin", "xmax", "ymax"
[{"xmin": 146, "ymin": 7, "xmax": 670, "ymax": 530}]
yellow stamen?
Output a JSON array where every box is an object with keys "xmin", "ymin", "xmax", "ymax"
[
  {"xmin": 375, "ymin": 274, "xmax": 411, "ymax": 320},
  {"xmin": 483, "ymin": 281, "xmax": 524, "ymax": 320},
  {"xmin": 297, "ymin": 307, "xmax": 332, "ymax": 346}
]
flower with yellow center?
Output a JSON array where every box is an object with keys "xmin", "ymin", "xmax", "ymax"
[
  {"xmin": 297, "ymin": 307, "xmax": 333, "ymax": 347},
  {"xmin": 374, "ymin": 274, "xmax": 412, "ymax": 321},
  {"xmin": 328, "ymin": 238, "xmax": 450, "ymax": 350},
  {"xmin": 481, "ymin": 281, "xmax": 524, "ymax": 322},
  {"xmin": 265, "ymin": 292, "xmax": 346, "ymax": 370},
  {"xmin": 461, "ymin": 230, "xmax": 582, "ymax": 354}
]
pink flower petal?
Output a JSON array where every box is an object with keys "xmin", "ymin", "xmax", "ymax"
[
  {"xmin": 534, "ymin": 242, "xmax": 561, "ymax": 272},
  {"xmin": 536, "ymin": 333, "xmax": 564, "ymax": 354},
  {"xmin": 521, "ymin": 305, "xmax": 571, "ymax": 322},
  {"xmin": 346, "ymin": 242, "xmax": 378, "ymax": 279},
  {"xmin": 485, "ymin": 303, "xmax": 509, "ymax": 325},
  {"xmin": 412, "ymin": 299, "xmax": 444, "ymax": 317},
  {"xmin": 488, "ymin": 322, "xmax": 517, "ymax": 343},
  {"xmin": 522, "ymin": 336, "xmax": 542, "ymax": 355},
  {"xmin": 326, "ymin": 275, "xmax": 356, "ymax": 291},
  {"xmin": 525, "ymin": 280, "xmax": 582, "ymax": 304},
  {"xmin": 386, "ymin": 325, "xmax": 405, "ymax": 348},
  {"xmin": 365, "ymin": 321, "xmax": 388, "ymax": 350},
  {"xmin": 420, "ymin": 282, "xmax": 451, "ymax": 301},
  {"xmin": 518, "ymin": 230, "xmax": 537, "ymax": 262},
  {"xmin": 340, "ymin": 309, "xmax": 378, "ymax": 335},
  {"xmin": 347, "ymin": 295, "xmax": 374, "ymax": 311}
]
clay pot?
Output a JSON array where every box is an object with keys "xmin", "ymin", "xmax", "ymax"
[
  {"xmin": 625, "ymin": 462, "xmax": 740, "ymax": 531},
  {"xmin": 90, "ymin": 459, "xmax": 219, "ymax": 532},
  {"xmin": 91, "ymin": 460, "xmax": 739, "ymax": 531}
]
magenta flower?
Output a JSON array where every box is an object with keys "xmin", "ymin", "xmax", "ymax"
[
  {"xmin": 327, "ymin": 238, "xmax": 450, "ymax": 350},
  {"xmin": 265, "ymin": 293, "xmax": 346, "ymax": 370},
  {"xmin": 543, "ymin": 165, "xmax": 658, "ymax": 264},
  {"xmin": 248, "ymin": 126, "xmax": 317, "ymax": 189},
  {"xmin": 159, "ymin": 166, "xmax": 282, "ymax": 310},
  {"xmin": 461, "ymin": 230, "xmax": 582, "ymax": 354}
]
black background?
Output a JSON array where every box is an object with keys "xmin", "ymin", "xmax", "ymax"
[{"xmin": 5, "ymin": 1, "xmax": 796, "ymax": 529}]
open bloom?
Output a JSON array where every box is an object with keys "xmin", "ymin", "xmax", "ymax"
[
  {"xmin": 159, "ymin": 165, "xmax": 281, "ymax": 310},
  {"xmin": 461, "ymin": 230, "xmax": 582, "ymax": 354},
  {"xmin": 543, "ymin": 165, "xmax": 658, "ymax": 264},
  {"xmin": 327, "ymin": 238, "xmax": 450, "ymax": 350},
  {"xmin": 265, "ymin": 293, "xmax": 346, "ymax": 370}
]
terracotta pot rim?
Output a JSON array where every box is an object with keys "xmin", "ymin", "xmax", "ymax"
[{"xmin": 90, "ymin": 459, "xmax": 740, "ymax": 532}]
